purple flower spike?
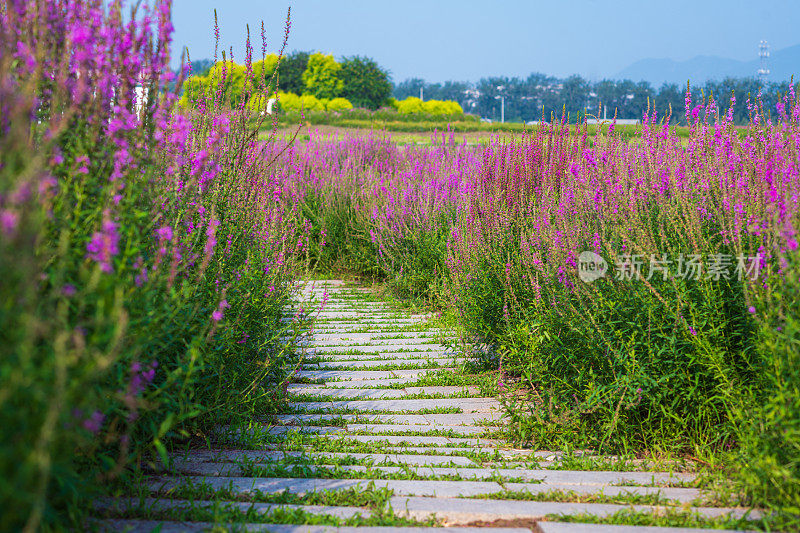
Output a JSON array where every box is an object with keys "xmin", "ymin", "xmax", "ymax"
[{"xmin": 82, "ymin": 410, "xmax": 105, "ymax": 434}]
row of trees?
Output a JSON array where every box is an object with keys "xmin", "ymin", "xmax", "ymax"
[
  {"xmin": 189, "ymin": 52, "xmax": 392, "ymax": 110},
  {"xmin": 395, "ymin": 75, "xmax": 800, "ymax": 124}
]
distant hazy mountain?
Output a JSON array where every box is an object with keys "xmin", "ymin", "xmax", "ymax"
[{"xmin": 615, "ymin": 44, "xmax": 800, "ymax": 86}]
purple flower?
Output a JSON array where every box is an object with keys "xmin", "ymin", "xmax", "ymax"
[
  {"xmin": 0, "ymin": 210, "xmax": 19, "ymax": 236},
  {"xmin": 156, "ymin": 225, "xmax": 173, "ymax": 241},
  {"xmin": 82, "ymin": 410, "xmax": 105, "ymax": 434},
  {"xmin": 62, "ymin": 284, "xmax": 77, "ymax": 296},
  {"xmin": 212, "ymin": 299, "xmax": 230, "ymax": 322},
  {"xmin": 86, "ymin": 217, "xmax": 120, "ymax": 272},
  {"xmin": 748, "ymin": 306, "xmax": 756, "ymax": 314}
]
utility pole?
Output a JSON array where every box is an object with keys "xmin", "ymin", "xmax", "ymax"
[
  {"xmin": 420, "ymin": 86, "xmax": 423, "ymax": 101},
  {"xmin": 758, "ymin": 40, "xmax": 770, "ymax": 86},
  {"xmin": 495, "ymin": 85, "xmax": 505, "ymax": 123}
]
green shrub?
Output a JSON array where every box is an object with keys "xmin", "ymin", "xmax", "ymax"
[
  {"xmin": 736, "ymin": 252, "xmax": 800, "ymax": 527},
  {"xmin": 276, "ymin": 51, "xmax": 309, "ymax": 95},
  {"xmin": 395, "ymin": 96, "xmax": 463, "ymax": 116},
  {"xmin": 339, "ymin": 56, "xmax": 392, "ymax": 110},
  {"xmin": 0, "ymin": 5, "xmax": 301, "ymax": 529},
  {"xmin": 326, "ymin": 97, "xmax": 354, "ymax": 112},
  {"xmin": 300, "ymin": 93, "xmax": 326, "ymax": 112},
  {"xmin": 302, "ymin": 53, "xmax": 343, "ymax": 100},
  {"xmin": 397, "ymin": 96, "xmax": 424, "ymax": 114},
  {"xmin": 277, "ymin": 91, "xmax": 302, "ymax": 111}
]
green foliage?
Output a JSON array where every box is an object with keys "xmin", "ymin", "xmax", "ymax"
[
  {"xmin": 0, "ymin": 7, "xmax": 301, "ymax": 528},
  {"xmin": 206, "ymin": 61, "xmax": 248, "ymax": 105},
  {"xmin": 326, "ymin": 97, "xmax": 354, "ymax": 112},
  {"xmin": 252, "ymin": 54, "xmax": 280, "ymax": 90},
  {"xmin": 482, "ymin": 267, "xmax": 757, "ymax": 450},
  {"xmin": 339, "ymin": 56, "xmax": 392, "ymax": 110},
  {"xmin": 277, "ymin": 91, "xmax": 302, "ymax": 111},
  {"xmin": 302, "ymin": 53, "xmax": 343, "ymax": 100},
  {"xmin": 395, "ymin": 96, "xmax": 463, "ymax": 116},
  {"xmin": 300, "ymin": 183, "xmax": 382, "ymax": 279},
  {"xmin": 276, "ymin": 51, "xmax": 309, "ymax": 95},
  {"xmin": 272, "ymin": 92, "xmax": 347, "ymax": 113},
  {"xmin": 179, "ymin": 74, "xmax": 210, "ymax": 108},
  {"xmin": 300, "ymin": 94, "xmax": 326, "ymax": 112},
  {"xmin": 735, "ymin": 252, "xmax": 800, "ymax": 528},
  {"xmin": 397, "ymin": 96, "xmax": 424, "ymax": 114},
  {"xmin": 422, "ymin": 99, "xmax": 463, "ymax": 115},
  {"xmin": 179, "ymin": 61, "xmax": 251, "ymax": 108}
]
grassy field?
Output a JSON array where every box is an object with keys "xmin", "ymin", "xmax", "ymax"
[{"xmin": 260, "ymin": 122, "xmax": 693, "ymax": 146}]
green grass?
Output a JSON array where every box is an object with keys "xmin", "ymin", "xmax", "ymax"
[
  {"xmin": 542, "ymin": 508, "xmax": 765, "ymax": 530},
  {"xmin": 468, "ymin": 488, "xmax": 682, "ymax": 506}
]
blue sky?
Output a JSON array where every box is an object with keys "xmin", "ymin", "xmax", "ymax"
[{"xmin": 172, "ymin": 0, "xmax": 800, "ymax": 82}]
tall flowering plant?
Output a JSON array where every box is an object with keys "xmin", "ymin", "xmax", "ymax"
[
  {"xmin": 0, "ymin": 1, "xmax": 301, "ymax": 529},
  {"xmin": 444, "ymin": 95, "xmax": 799, "ymax": 451}
]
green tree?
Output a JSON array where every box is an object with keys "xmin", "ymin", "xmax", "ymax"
[
  {"xmin": 302, "ymin": 53, "xmax": 343, "ymax": 99},
  {"xmin": 276, "ymin": 51, "xmax": 309, "ymax": 95},
  {"xmin": 252, "ymin": 54, "xmax": 280, "ymax": 91},
  {"xmin": 339, "ymin": 56, "xmax": 392, "ymax": 110},
  {"xmin": 561, "ymin": 74, "xmax": 589, "ymax": 118}
]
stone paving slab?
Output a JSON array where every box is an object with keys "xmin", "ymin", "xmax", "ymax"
[
  {"xmin": 309, "ymin": 344, "xmax": 450, "ymax": 353},
  {"xmin": 306, "ymin": 353, "xmax": 457, "ymax": 362},
  {"xmin": 310, "ymin": 332, "xmax": 445, "ymax": 342},
  {"xmin": 389, "ymin": 369, "xmax": 458, "ymax": 378},
  {"xmin": 165, "ymin": 462, "xmax": 695, "ymax": 493},
  {"xmin": 295, "ymin": 370, "xmax": 404, "ymax": 380},
  {"xmin": 312, "ymin": 340, "xmax": 451, "ymax": 349},
  {"xmin": 389, "ymin": 496, "xmax": 762, "ymax": 522},
  {"xmin": 404, "ymin": 387, "xmax": 480, "ymax": 395},
  {"xmin": 295, "ymin": 369, "xmax": 455, "ymax": 381},
  {"xmin": 94, "ymin": 497, "xmax": 371, "ymax": 519},
  {"xmin": 376, "ymin": 447, "xmax": 546, "ymax": 458},
  {"xmin": 96, "ymin": 522, "xmax": 535, "ymax": 533},
  {"xmin": 172, "ymin": 449, "xmax": 478, "ymax": 467},
  {"xmin": 288, "ymin": 388, "xmax": 479, "ymax": 400},
  {"xmin": 312, "ymin": 319, "xmax": 420, "ymax": 325},
  {"xmin": 311, "ymin": 319, "xmax": 427, "ymax": 327},
  {"xmin": 422, "ymin": 412, "xmax": 505, "ymax": 424},
  {"xmin": 538, "ymin": 524, "xmax": 755, "ymax": 533},
  {"xmin": 311, "ymin": 328, "xmax": 436, "ymax": 336},
  {"xmin": 150, "ymin": 477, "xmax": 508, "ymax": 498},
  {"xmin": 321, "ymin": 435, "xmax": 502, "ymax": 447},
  {"xmin": 289, "ymin": 388, "xmax": 411, "ymax": 399},
  {"xmin": 277, "ymin": 413, "xmax": 426, "ymax": 424},
  {"xmin": 267, "ymin": 426, "xmax": 346, "ymax": 436},
  {"xmin": 295, "ymin": 378, "xmax": 422, "ymax": 388},
  {"xmin": 344, "ymin": 424, "xmax": 497, "ymax": 436},
  {"xmin": 350, "ymin": 466, "xmax": 694, "ymax": 486},
  {"xmin": 288, "ymin": 398, "xmax": 500, "ymax": 414},
  {"xmin": 302, "ymin": 358, "xmax": 455, "ymax": 369},
  {"xmin": 276, "ymin": 412, "xmax": 503, "ymax": 426},
  {"xmin": 498, "ymin": 483, "xmax": 702, "ymax": 502},
  {"xmin": 315, "ymin": 312, "xmax": 416, "ymax": 318}
]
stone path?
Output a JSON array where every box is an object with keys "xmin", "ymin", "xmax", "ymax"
[{"xmin": 96, "ymin": 280, "xmax": 761, "ymax": 532}]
